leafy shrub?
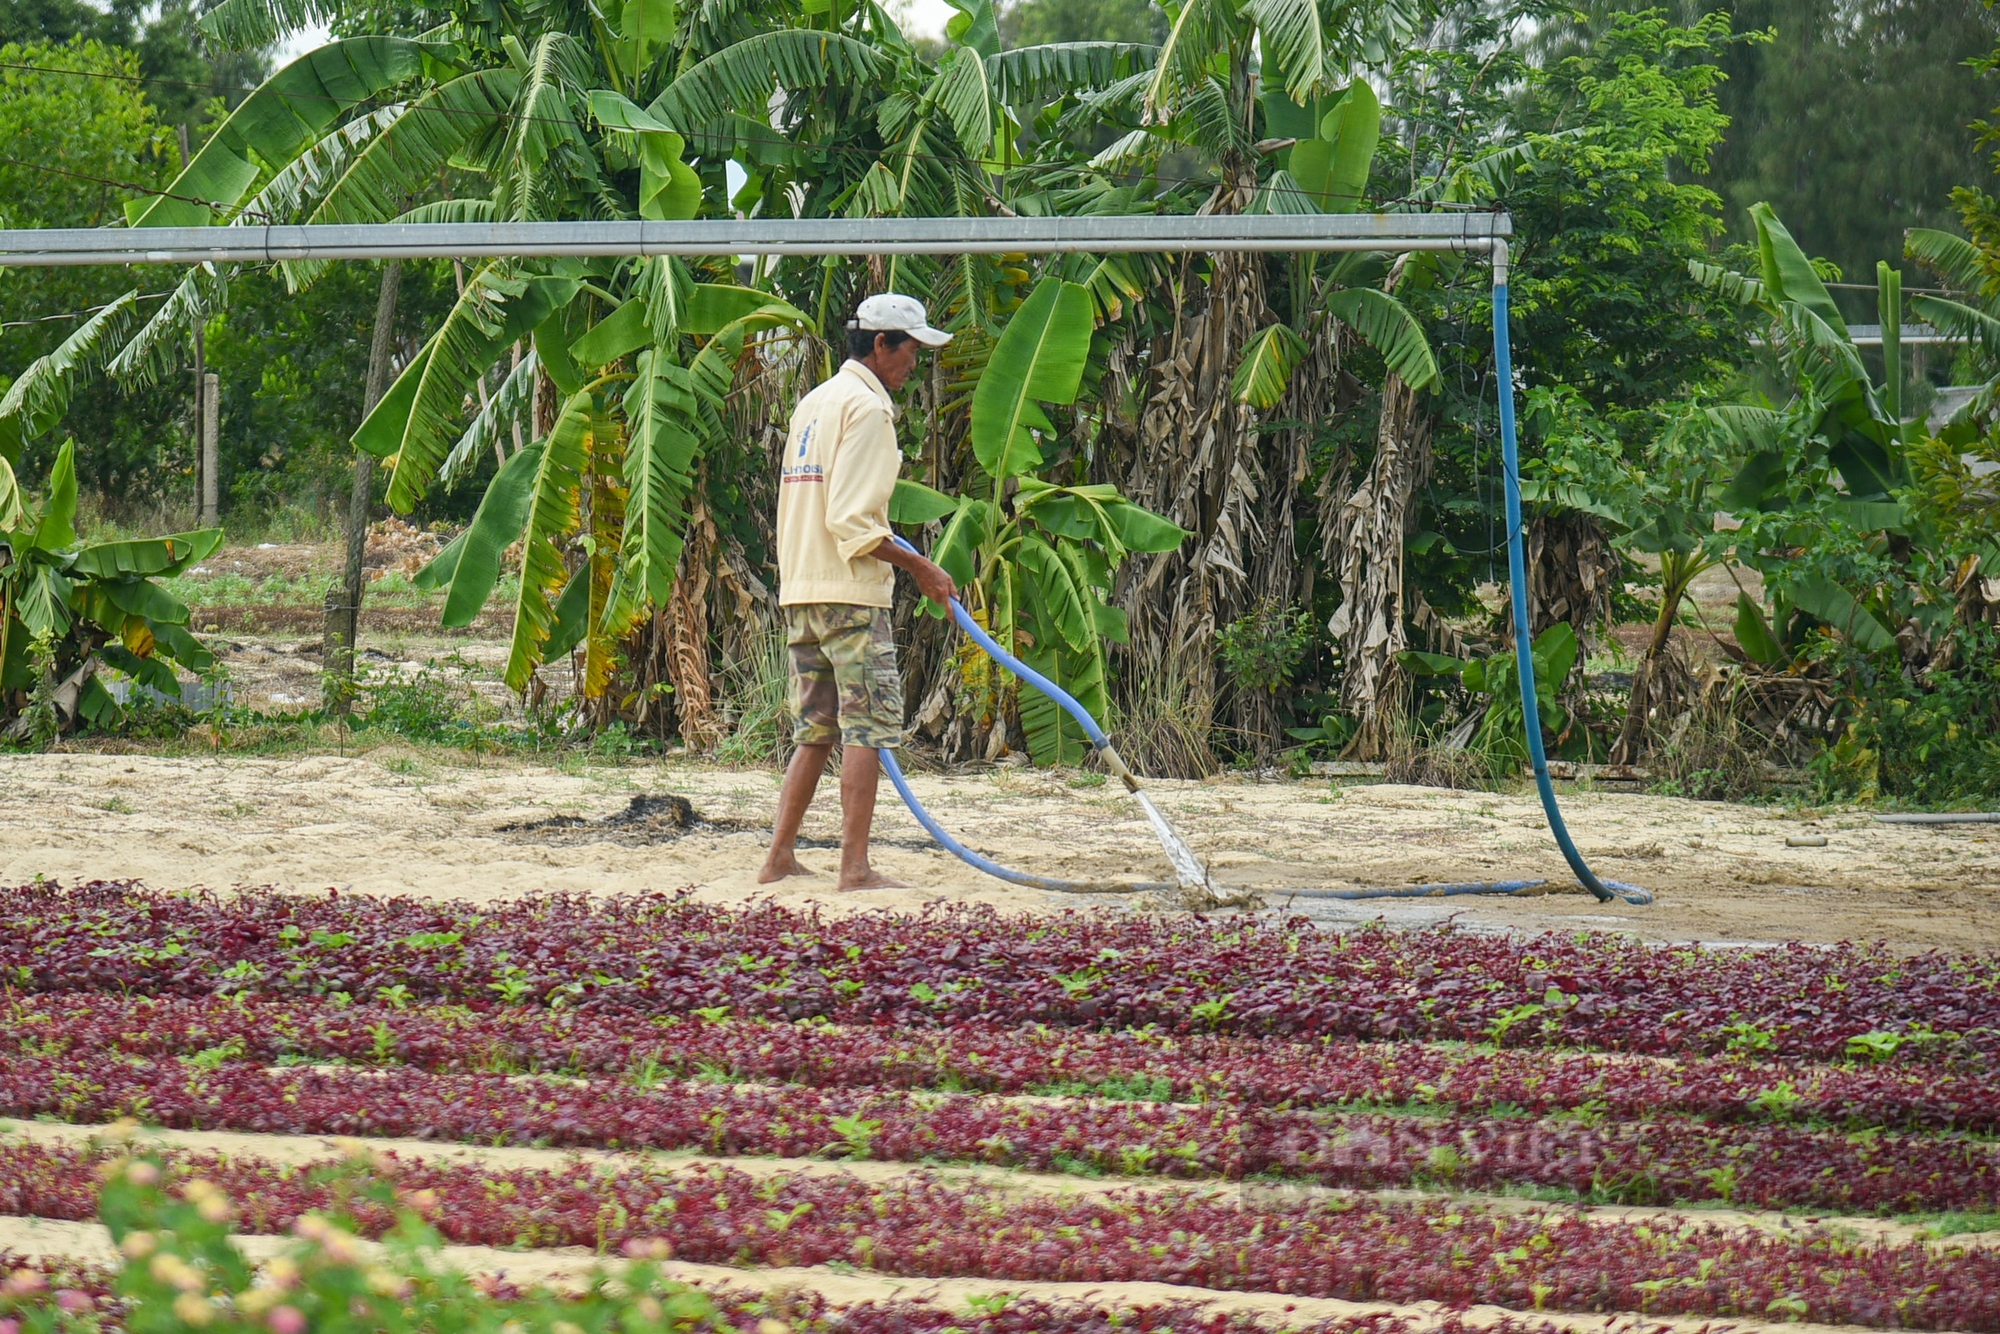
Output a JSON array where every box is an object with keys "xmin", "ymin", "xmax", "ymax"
[
  {"xmin": 355, "ymin": 668, "xmax": 470, "ymax": 744},
  {"xmin": 1817, "ymin": 623, "xmax": 2000, "ymax": 805},
  {"xmin": 1217, "ymin": 600, "xmax": 1315, "ymax": 695}
]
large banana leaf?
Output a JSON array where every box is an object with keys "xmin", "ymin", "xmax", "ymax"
[
  {"xmin": 1326, "ymin": 287, "xmax": 1437, "ymax": 391},
  {"xmin": 441, "ymin": 349, "xmax": 538, "ymax": 486},
  {"xmin": 107, "ymin": 266, "xmax": 229, "ymax": 387},
  {"xmin": 891, "ymin": 479, "xmax": 960, "ymax": 524},
  {"xmin": 1248, "ymin": 0, "xmax": 1324, "ymax": 107},
  {"xmin": 1707, "ymin": 404, "xmax": 1784, "ymax": 452},
  {"xmin": 1751, "ymin": 202, "xmax": 1846, "ymax": 338},
  {"xmin": 365, "ymin": 270, "xmax": 579, "ymax": 509},
  {"xmin": 1689, "ymin": 259, "xmax": 1769, "ymax": 308},
  {"xmin": 1734, "ymin": 594, "xmax": 1786, "ymax": 667},
  {"xmin": 971, "ymin": 277, "xmax": 1094, "ymax": 481},
  {"xmin": 571, "ymin": 300, "xmax": 653, "ymax": 368},
  {"xmin": 1774, "ymin": 302, "xmax": 1869, "ymax": 407},
  {"xmin": 440, "ymin": 444, "xmax": 544, "ymax": 627},
  {"xmin": 650, "ymin": 30, "xmax": 885, "ymax": 129},
  {"xmin": 308, "ymin": 69, "xmax": 522, "ymax": 229},
  {"xmin": 1144, "ymin": 0, "xmax": 1222, "ymax": 120},
  {"xmin": 505, "ymin": 391, "xmax": 594, "ymax": 691},
  {"xmin": 0, "ymin": 294, "xmax": 139, "ymax": 443},
  {"xmin": 1014, "ymin": 536, "xmax": 1108, "ymax": 769},
  {"xmin": 1101, "ymin": 497, "xmax": 1188, "ymax": 553},
  {"xmin": 930, "ymin": 47, "xmax": 993, "ymax": 159},
  {"xmin": 27, "ymin": 440, "xmax": 78, "ymax": 552},
  {"xmin": 1233, "ymin": 323, "xmax": 1307, "ymax": 408},
  {"xmin": 128, "ymin": 39, "xmax": 439, "ymax": 228},
  {"xmin": 1905, "ymin": 227, "xmax": 1991, "ymax": 301},
  {"xmin": 614, "ymin": 0, "xmax": 679, "ymax": 81},
  {"xmin": 1017, "ymin": 532, "xmax": 1093, "ymax": 652},
  {"xmin": 505, "ymin": 33, "xmax": 599, "ymax": 220},
  {"xmin": 617, "ymin": 350, "xmax": 703, "ymax": 612},
  {"xmin": 988, "ymin": 43, "xmax": 1156, "ymax": 106},
  {"xmin": 1320, "ymin": 81, "xmax": 1380, "ymax": 214},
  {"xmin": 1719, "ymin": 447, "xmax": 1787, "ymax": 514},
  {"xmin": 69, "ymin": 530, "xmax": 223, "ymax": 579},
  {"xmin": 1786, "ymin": 572, "xmax": 1895, "ymax": 653},
  {"xmin": 0, "ymin": 456, "xmax": 20, "ymax": 531},
  {"xmin": 942, "ymin": 0, "xmax": 1001, "ymax": 58},
  {"xmin": 1913, "ymin": 294, "xmax": 2000, "ymax": 359},
  {"xmin": 933, "ymin": 497, "xmax": 997, "ymax": 589},
  {"xmin": 199, "ymin": 0, "xmax": 341, "ymax": 50},
  {"xmin": 590, "ymin": 91, "xmax": 702, "ymax": 220}
]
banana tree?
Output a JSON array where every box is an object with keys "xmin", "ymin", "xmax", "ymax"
[
  {"xmin": 903, "ymin": 277, "xmax": 1186, "ymax": 764},
  {"xmin": 0, "ymin": 441, "xmax": 221, "ymax": 737},
  {"xmin": 1906, "ymin": 225, "xmax": 2000, "ymax": 426},
  {"xmin": 1693, "ymin": 204, "xmax": 1914, "ymax": 660},
  {"xmin": 1523, "ymin": 386, "xmax": 1727, "ymax": 761},
  {"xmin": 0, "ymin": 0, "xmax": 940, "ymax": 712}
]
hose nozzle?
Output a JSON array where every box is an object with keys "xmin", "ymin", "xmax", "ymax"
[{"xmin": 1096, "ymin": 743, "xmax": 1141, "ymax": 792}]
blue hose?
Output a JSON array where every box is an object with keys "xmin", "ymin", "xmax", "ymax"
[
  {"xmin": 875, "ymin": 535, "xmax": 1620, "ymax": 903},
  {"xmin": 1494, "ymin": 280, "xmax": 1651, "ymax": 907},
  {"xmin": 877, "ymin": 746, "xmax": 1174, "ymax": 894}
]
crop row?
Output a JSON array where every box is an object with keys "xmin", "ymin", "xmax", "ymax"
[
  {"xmin": 0, "ymin": 1252, "xmax": 1690, "ymax": 1334},
  {"xmin": 4, "ymin": 1051, "xmax": 1995, "ymax": 1213},
  {"xmin": 5, "ymin": 883, "xmax": 1997, "ymax": 1061},
  {"xmin": 6, "ymin": 1143, "xmax": 1999, "ymax": 1330},
  {"xmin": 8, "ymin": 992, "xmax": 1997, "ymax": 1134}
]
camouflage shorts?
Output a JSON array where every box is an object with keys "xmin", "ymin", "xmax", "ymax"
[{"xmin": 785, "ymin": 603, "xmax": 905, "ymax": 749}]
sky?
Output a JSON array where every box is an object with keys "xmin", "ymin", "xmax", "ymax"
[{"xmin": 272, "ymin": 0, "xmax": 960, "ymax": 66}]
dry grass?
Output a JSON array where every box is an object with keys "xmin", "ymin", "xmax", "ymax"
[{"xmin": 1109, "ymin": 641, "xmax": 1219, "ymax": 780}]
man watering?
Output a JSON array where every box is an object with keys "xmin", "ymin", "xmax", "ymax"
[{"xmin": 758, "ymin": 293, "xmax": 958, "ymax": 890}]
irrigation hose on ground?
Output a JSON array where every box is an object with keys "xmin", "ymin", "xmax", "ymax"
[{"xmin": 878, "ymin": 514, "xmax": 1649, "ymax": 905}]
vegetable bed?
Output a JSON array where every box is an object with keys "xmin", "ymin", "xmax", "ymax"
[{"xmin": 4, "ymin": 882, "xmax": 1999, "ymax": 1334}]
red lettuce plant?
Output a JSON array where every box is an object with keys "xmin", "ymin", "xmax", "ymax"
[
  {"xmin": 5, "ymin": 1145, "xmax": 1999, "ymax": 1331},
  {"xmin": 3, "ymin": 884, "xmax": 1996, "ymax": 1062},
  {"xmin": 0, "ymin": 1049, "xmax": 1994, "ymax": 1212},
  {"xmin": 7, "ymin": 992, "xmax": 1995, "ymax": 1132}
]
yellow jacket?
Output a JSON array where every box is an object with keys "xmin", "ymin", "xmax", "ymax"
[{"xmin": 777, "ymin": 359, "xmax": 900, "ymax": 608}]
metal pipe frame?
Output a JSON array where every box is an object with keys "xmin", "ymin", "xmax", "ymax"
[{"xmin": 0, "ymin": 213, "xmax": 1510, "ymax": 268}]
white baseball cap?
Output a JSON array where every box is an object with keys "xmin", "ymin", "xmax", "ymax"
[{"xmin": 851, "ymin": 293, "xmax": 953, "ymax": 347}]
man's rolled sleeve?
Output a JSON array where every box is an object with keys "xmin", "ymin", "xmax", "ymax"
[{"xmin": 824, "ymin": 402, "xmax": 899, "ymax": 563}]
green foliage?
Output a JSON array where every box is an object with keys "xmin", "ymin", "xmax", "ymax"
[
  {"xmin": 1814, "ymin": 622, "xmax": 2000, "ymax": 806},
  {"xmin": 937, "ymin": 277, "xmax": 1186, "ymax": 764},
  {"xmin": 1217, "ymin": 600, "xmax": 1314, "ymax": 695},
  {"xmin": 0, "ymin": 440, "xmax": 221, "ymax": 739},
  {"xmin": 1460, "ymin": 623, "xmax": 1579, "ymax": 765},
  {"xmin": 31, "ymin": 1154, "xmax": 728, "ymax": 1334}
]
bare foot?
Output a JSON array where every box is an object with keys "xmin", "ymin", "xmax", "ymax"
[
  {"xmin": 838, "ymin": 868, "xmax": 907, "ymax": 891},
  {"xmin": 758, "ymin": 853, "xmax": 813, "ymax": 883}
]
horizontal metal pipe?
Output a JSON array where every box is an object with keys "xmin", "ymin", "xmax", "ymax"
[
  {"xmin": 0, "ymin": 215, "xmax": 1509, "ymax": 267},
  {"xmin": 1873, "ymin": 812, "xmax": 2000, "ymax": 825}
]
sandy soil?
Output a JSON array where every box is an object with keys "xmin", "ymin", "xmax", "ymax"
[{"xmin": 4, "ymin": 751, "xmax": 1998, "ymax": 947}]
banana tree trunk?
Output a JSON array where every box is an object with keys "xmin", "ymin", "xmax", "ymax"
[
  {"xmin": 1610, "ymin": 552, "xmax": 1703, "ymax": 765},
  {"xmin": 1328, "ymin": 372, "xmax": 1431, "ymax": 759},
  {"xmin": 1527, "ymin": 510, "xmax": 1620, "ymax": 746},
  {"xmin": 665, "ymin": 496, "xmax": 721, "ymax": 751},
  {"xmin": 1113, "ymin": 195, "xmax": 1268, "ymax": 775}
]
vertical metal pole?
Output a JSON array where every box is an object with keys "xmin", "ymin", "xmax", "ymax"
[
  {"xmin": 200, "ymin": 371, "xmax": 219, "ymax": 527},
  {"xmin": 1492, "ymin": 239, "xmax": 1636, "ymax": 906}
]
